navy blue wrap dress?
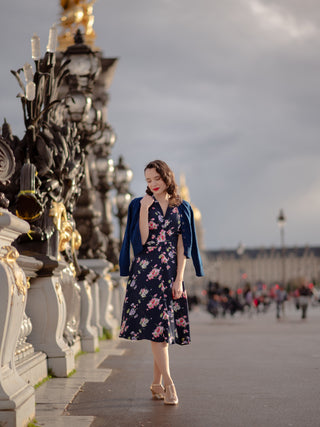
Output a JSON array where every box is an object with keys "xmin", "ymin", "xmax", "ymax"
[{"xmin": 119, "ymin": 198, "xmax": 190, "ymax": 345}]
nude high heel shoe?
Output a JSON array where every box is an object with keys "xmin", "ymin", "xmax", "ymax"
[
  {"xmin": 164, "ymin": 384, "xmax": 178, "ymax": 405},
  {"xmin": 150, "ymin": 384, "xmax": 165, "ymax": 400}
]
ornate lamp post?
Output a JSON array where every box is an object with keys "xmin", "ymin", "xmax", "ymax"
[
  {"xmin": 0, "ymin": 0, "xmax": 131, "ymax": 380},
  {"xmin": 57, "ymin": 29, "xmax": 122, "ymax": 263},
  {"xmin": 57, "ymin": 30, "xmax": 108, "ymax": 261},
  {"xmin": 95, "ymin": 158, "xmax": 115, "ymax": 234},
  {"xmin": 277, "ymin": 209, "xmax": 286, "ymax": 289},
  {"xmin": 55, "ymin": 1, "xmax": 129, "ymax": 340},
  {"xmin": 93, "ymin": 123, "xmax": 116, "ymax": 236},
  {"xmin": 114, "ymin": 156, "xmax": 133, "ymax": 247},
  {"xmin": 0, "ymin": 22, "xmax": 84, "ymax": 379},
  {"xmin": 61, "ymin": 29, "xmax": 102, "ymax": 140},
  {"xmin": 94, "ymin": 149, "xmax": 119, "ymax": 266}
]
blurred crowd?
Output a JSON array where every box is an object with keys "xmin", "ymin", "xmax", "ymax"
[{"xmin": 199, "ymin": 280, "xmax": 318, "ymax": 320}]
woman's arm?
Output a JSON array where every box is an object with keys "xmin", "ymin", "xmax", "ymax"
[
  {"xmin": 139, "ymin": 195, "xmax": 154, "ymax": 245},
  {"xmin": 172, "ymin": 234, "xmax": 186, "ymax": 299}
]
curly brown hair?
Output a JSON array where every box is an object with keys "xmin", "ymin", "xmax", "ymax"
[{"xmin": 144, "ymin": 160, "xmax": 182, "ymax": 206}]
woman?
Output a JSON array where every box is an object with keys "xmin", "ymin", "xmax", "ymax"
[{"xmin": 119, "ymin": 160, "xmax": 204, "ymax": 405}]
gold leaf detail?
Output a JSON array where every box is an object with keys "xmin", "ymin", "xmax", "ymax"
[{"xmin": 0, "ymin": 245, "xmax": 27, "ymax": 297}]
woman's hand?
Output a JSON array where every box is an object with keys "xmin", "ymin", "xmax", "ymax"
[
  {"xmin": 172, "ymin": 279, "xmax": 183, "ymax": 300},
  {"xmin": 140, "ymin": 194, "xmax": 154, "ymax": 210}
]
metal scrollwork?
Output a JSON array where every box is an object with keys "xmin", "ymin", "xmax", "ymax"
[
  {"xmin": 0, "ymin": 137, "xmax": 15, "ymax": 183},
  {"xmin": 0, "ymin": 136, "xmax": 16, "ymax": 209},
  {"xmin": 0, "ymin": 46, "xmax": 85, "ymax": 260}
]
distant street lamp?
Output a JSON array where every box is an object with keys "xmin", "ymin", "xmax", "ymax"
[
  {"xmin": 236, "ymin": 242, "xmax": 246, "ymax": 287},
  {"xmin": 277, "ymin": 209, "xmax": 286, "ymax": 289},
  {"xmin": 236, "ymin": 241, "xmax": 245, "ymax": 256}
]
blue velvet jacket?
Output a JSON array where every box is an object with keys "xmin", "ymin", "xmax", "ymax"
[{"xmin": 119, "ymin": 197, "xmax": 204, "ymax": 277}]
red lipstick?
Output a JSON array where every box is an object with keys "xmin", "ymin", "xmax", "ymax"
[{"xmin": 153, "ymin": 187, "xmax": 160, "ymax": 191}]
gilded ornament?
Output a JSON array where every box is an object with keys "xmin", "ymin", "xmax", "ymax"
[
  {"xmin": 50, "ymin": 201, "xmax": 68, "ymax": 232},
  {"xmin": 69, "ymin": 262, "xmax": 76, "ymax": 277},
  {"xmin": 58, "ymin": 0, "xmax": 97, "ymax": 50},
  {"xmin": 71, "ymin": 229, "xmax": 82, "ymax": 252},
  {"xmin": 0, "ymin": 245, "xmax": 27, "ymax": 298},
  {"xmin": 59, "ymin": 220, "xmax": 74, "ymax": 253},
  {"xmin": 50, "ymin": 202, "xmax": 73, "ymax": 258}
]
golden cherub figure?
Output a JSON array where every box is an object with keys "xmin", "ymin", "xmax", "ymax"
[{"xmin": 58, "ymin": 0, "xmax": 97, "ymax": 50}]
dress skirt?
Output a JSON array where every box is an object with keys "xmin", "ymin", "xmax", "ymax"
[{"xmin": 119, "ymin": 199, "xmax": 191, "ymax": 345}]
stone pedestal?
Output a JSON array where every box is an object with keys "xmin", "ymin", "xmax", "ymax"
[
  {"xmin": 98, "ymin": 271, "xmax": 119, "ymax": 337},
  {"xmin": 91, "ymin": 279, "xmax": 103, "ymax": 337},
  {"xmin": 26, "ymin": 274, "xmax": 75, "ymax": 377},
  {"xmin": 78, "ymin": 279, "xmax": 99, "ymax": 352},
  {"xmin": 111, "ymin": 271, "xmax": 126, "ymax": 323},
  {"xmin": 70, "ymin": 336, "xmax": 82, "ymax": 357},
  {"xmin": 80, "ymin": 259, "xmax": 118, "ymax": 337},
  {"xmin": 61, "ymin": 264, "xmax": 81, "ymax": 346},
  {"xmin": 0, "ymin": 209, "xmax": 35, "ymax": 426},
  {"xmin": 16, "ymin": 255, "xmax": 48, "ymax": 387}
]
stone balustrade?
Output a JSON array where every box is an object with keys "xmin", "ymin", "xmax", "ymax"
[{"xmin": 0, "ymin": 210, "xmax": 123, "ymax": 426}]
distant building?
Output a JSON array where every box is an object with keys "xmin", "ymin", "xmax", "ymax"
[
  {"xmin": 204, "ymin": 246, "xmax": 320, "ymax": 289},
  {"xmin": 177, "ymin": 173, "xmax": 320, "ymax": 292}
]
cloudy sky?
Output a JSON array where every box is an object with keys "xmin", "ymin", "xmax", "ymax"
[{"xmin": 1, "ymin": 0, "xmax": 320, "ymax": 250}]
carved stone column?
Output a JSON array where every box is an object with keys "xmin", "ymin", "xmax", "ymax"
[{"xmin": 0, "ymin": 209, "xmax": 35, "ymax": 427}]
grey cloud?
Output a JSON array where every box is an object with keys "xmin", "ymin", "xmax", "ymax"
[{"xmin": 1, "ymin": 0, "xmax": 320, "ymax": 249}]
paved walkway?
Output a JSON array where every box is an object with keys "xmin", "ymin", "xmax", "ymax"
[
  {"xmin": 36, "ymin": 303, "xmax": 320, "ymax": 426},
  {"xmin": 34, "ymin": 341, "xmax": 125, "ymax": 426}
]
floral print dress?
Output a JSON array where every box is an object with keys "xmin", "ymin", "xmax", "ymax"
[{"xmin": 119, "ymin": 198, "xmax": 190, "ymax": 345}]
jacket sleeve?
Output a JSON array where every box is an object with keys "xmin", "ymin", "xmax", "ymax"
[
  {"xmin": 179, "ymin": 201, "xmax": 204, "ymax": 277},
  {"xmin": 119, "ymin": 197, "xmax": 143, "ymax": 276},
  {"xmin": 119, "ymin": 199, "xmax": 133, "ymax": 276},
  {"xmin": 190, "ymin": 205, "xmax": 204, "ymax": 277}
]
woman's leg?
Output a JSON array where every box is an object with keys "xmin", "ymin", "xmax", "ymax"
[
  {"xmin": 151, "ymin": 341, "xmax": 179, "ymax": 404},
  {"xmin": 152, "ymin": 358, "xmax": 162, "ymax": 385},
  {"xmin": 151, "ymin": 341, "xmax": 173, "ymax": 386}
]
